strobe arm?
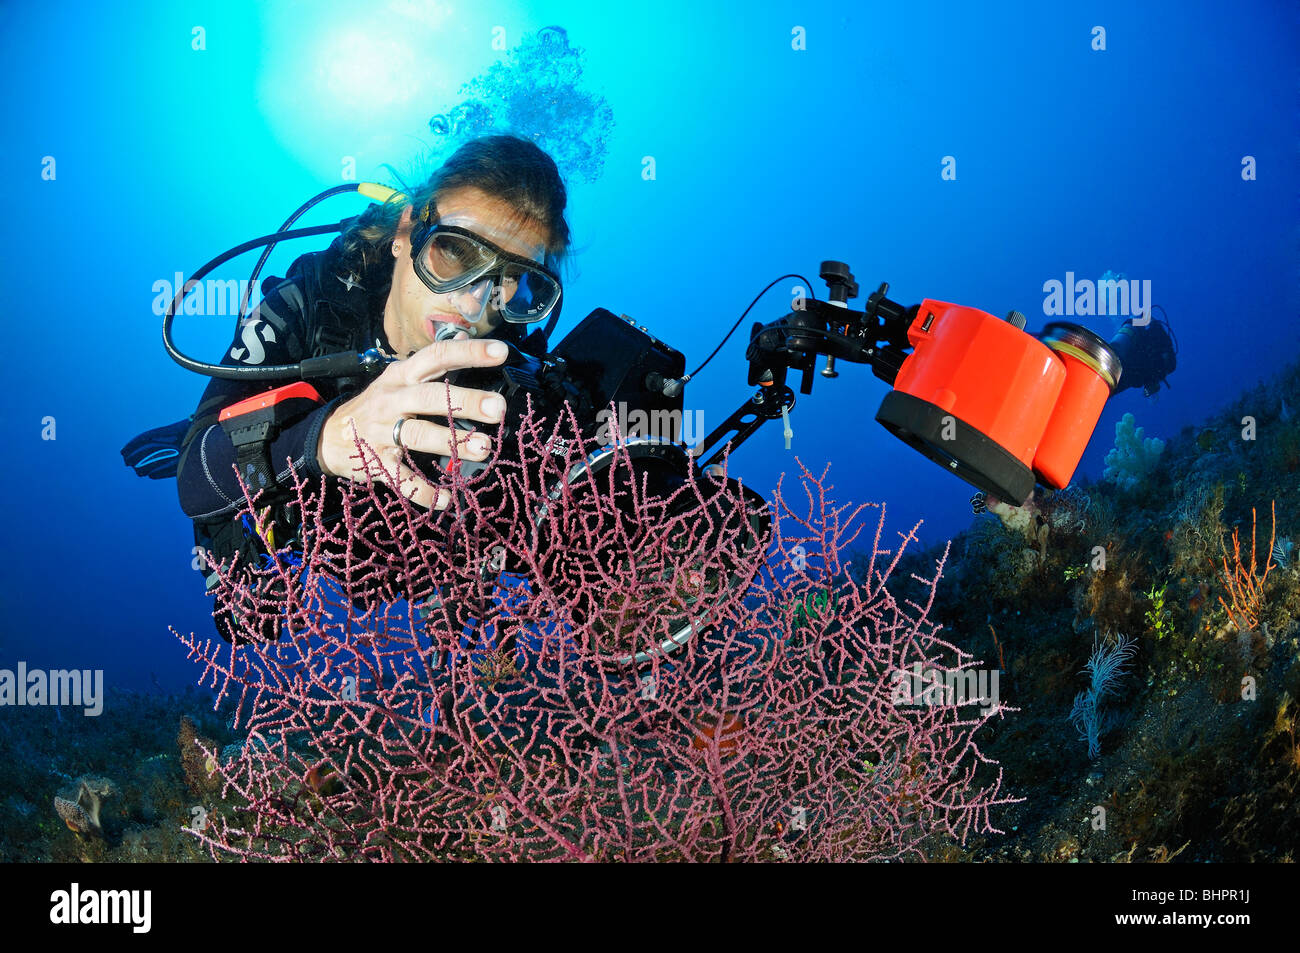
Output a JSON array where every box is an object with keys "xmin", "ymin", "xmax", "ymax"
[
  {"xmin": 694, "ymin": 265, "xmax": 918, "ymax": 468},
  {"xmin": 694, "ymin": 382, "xmax": 797, "ymax": 470}
]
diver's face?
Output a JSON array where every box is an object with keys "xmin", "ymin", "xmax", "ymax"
[{"xmin": 385, "ymin": 187, "xmax": 550, "ymax": 357}]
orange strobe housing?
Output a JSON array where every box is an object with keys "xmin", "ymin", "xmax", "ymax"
[{"xmin": 876, "ymin": 300, "xmax": 1117, "ymax": 505}]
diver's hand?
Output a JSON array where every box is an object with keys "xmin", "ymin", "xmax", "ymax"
[{"xmin": 317, "ymin": 332, "xmax": 508, "ymax": 509}]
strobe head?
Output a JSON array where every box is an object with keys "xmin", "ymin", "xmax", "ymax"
[
  {"xmin": 875, "ymin": 389, "xmax": 1041, "ymax": 505},
  {"xmin": 874, "ymin": 301, "xmax": 1122, "ymax": 506}
]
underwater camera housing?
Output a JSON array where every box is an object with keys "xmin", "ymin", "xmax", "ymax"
[{"xmin": 429, "ymin": 307, "xmax": 690, "ymax": 483}]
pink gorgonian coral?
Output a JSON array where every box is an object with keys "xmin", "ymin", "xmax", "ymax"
[{"xmin": 175, "ymin": 402, "xmax": 1014, "ymax": 862}]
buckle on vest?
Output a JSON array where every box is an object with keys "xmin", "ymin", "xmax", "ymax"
[{"xmin": 218, "ymin": 382, "xmax": 324, "ymax": 492}]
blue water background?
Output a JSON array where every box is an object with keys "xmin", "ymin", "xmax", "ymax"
[{"xmin": 0, "ymin": 0, "xmax": 1295, "ymax": 691}]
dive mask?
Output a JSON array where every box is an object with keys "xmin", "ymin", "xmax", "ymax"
[{"xmin": 409, "ymin": 205, "xmax": 562, "ymax": 325}]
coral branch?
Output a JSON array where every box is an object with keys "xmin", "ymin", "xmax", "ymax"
[
  {"xmin": 173, "ymin": 406, "xmax": 1015, "ymax": 862},
  {"xmin": 1218, "ymin": 500, "xmax": 1277, "ymax": 632}
]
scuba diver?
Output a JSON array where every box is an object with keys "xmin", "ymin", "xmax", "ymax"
[
  {"xmin": 124, "ymin": 135, "xmax": 571, "ymax": 631},
  {"xmin": 1106, "ymin": 304, "xmax": 1178, "ymax": 398}
]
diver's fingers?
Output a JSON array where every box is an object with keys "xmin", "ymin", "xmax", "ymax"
[
  {"xmin": 386, "ymin": 416, "xmax": 493, "ymax": 462},
  {"xmin": 398, "ymin": 336, "xmax": 508, "ymax": 387},
  {"xmin": 404, "ymin": 380, "xmax": 507, "ymax": 427}
]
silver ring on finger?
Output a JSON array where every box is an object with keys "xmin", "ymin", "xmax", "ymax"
[{"xmin": 393, "ymin": 416, "xmax": 410, "ymax": 450}]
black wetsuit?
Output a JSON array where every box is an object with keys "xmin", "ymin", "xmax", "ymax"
[{"xmin": 175, "ymin": 240, "xmax": 395, "ymax": 523}]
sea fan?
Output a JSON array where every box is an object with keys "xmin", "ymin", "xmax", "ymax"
[
  {"xmin": 1272, "ymin": 537, "xmax": 1293, "ymax": 570},
  {"xmin": 1068, "ymin": 634, "xmax": 1137, "ymax": 759},
  {"xmin": 175, "ymin": 405, "xmax": 1016, "ymax": 861}
]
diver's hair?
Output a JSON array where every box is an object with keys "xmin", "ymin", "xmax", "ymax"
[{"xmin": 340, "ymin": 135, "xmax": 571, "ymax": 280}]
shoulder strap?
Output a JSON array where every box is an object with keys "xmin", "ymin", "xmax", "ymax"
[{"xmin": 293, "ymin": 234, "xmax": 384, "ymax": 358}]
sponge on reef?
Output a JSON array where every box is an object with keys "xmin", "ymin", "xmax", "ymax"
[{"xmin": 1103, "ymin": 412, "xmax": 1164, "ymax": 490}]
